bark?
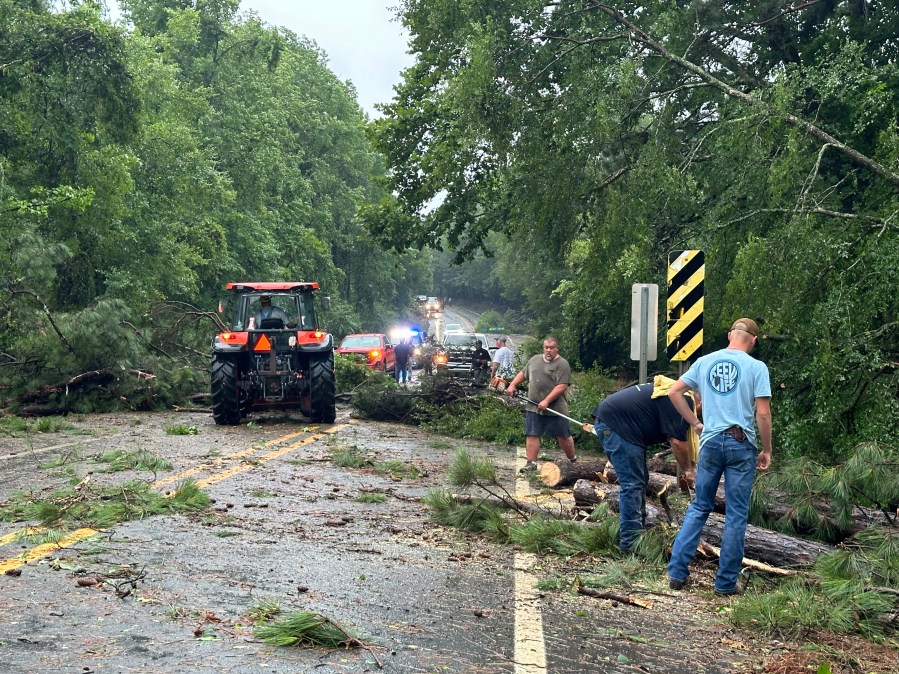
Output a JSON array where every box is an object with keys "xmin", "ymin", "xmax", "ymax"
[
  {"xmin": 572, "ymin": 479, "xmax": 661, "ymax": 528},
  {"xmin": 702, "ymin": 513, "xmax": 833, "ymax": 567},
  {"xmin": 16, "ymin": 370, "xmax": 115, "ymax": 404}
]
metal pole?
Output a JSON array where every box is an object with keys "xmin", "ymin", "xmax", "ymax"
[{"xmin": 639, "ymin": 285, "xmax": 649, "ymax": 384}]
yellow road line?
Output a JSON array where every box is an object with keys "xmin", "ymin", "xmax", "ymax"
[
  {"xmin": 0, "ymin": 422, "xmax": 352, "ymax": 572},
  {"xmin": 0, "ymin": 526, "xmax": 45, "ymax": 548},
  {"xmin": 0, "ymin": 528, "xmax": 99, "ymax": 574},
  {"xmin": 195, "ymin": 423, "xmax": 349, "ymax": 488},
  {"xmin": 514, "ymin": 456, "xmax": 548, "ymax": 673},
  {"xmin": 153, "ymin": 427, "xmax": 316, "ymax": 489}
]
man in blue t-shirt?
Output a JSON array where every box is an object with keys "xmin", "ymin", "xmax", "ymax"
[
  {"xmin": 590, "ymin": 383, "xmax": 695, "ymax": 553},
  {"xmin": 667, "ymin": 318, "xmax": 772, "ymax": 596}
]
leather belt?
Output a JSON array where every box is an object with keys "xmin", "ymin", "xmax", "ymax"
[{"xmin": 723, "ymin": 425, "xmax": 747, "ymax": 442}]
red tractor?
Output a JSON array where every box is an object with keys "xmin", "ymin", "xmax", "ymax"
[{"xmin": 211, "ymin": 282, "xmax": 336, "ymax": 425}]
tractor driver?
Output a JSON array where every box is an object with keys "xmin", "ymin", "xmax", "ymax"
[{"xmin": 253, "ymin": 295, "xmax": 292, "ymax": 328}]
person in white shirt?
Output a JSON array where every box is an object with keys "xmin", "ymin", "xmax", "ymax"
[{"xmin": 491, "ymin": 337, "xmax": 514, "ymax": 381}]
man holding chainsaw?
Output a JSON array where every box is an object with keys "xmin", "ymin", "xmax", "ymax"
[
  {"xmin": 506, "ymin": 336, "xmax": 578, "ymax": 473},
  {"xmin": 588, "ymin": 382, "xmax": 695, "ymax": 553}
]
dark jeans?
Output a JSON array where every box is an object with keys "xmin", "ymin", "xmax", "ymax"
[
  {"xmin": 667, "ymin": 432, "xmax": 757, "ymax": 593},
  {"xmin": 395, "ymin": 362, "xmax": 410, "ymax": 383},
  {"xmin": 595, "ymin": 420, "xmax": 647, "ymax": 552}
]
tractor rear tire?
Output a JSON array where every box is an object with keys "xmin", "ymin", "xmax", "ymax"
[
  {"xmin": 309, "ymin": 351, "xmax": 336, "ymax": 424},
  {"xmin": 211, "ymin": 355, "xmax": 241, "ymax": 425}
]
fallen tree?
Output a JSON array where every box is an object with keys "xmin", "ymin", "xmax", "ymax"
[{"xmin": 571, "ymin": 478, "xmax": 833, "ymax": 567}]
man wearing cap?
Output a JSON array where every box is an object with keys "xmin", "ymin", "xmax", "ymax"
[
  {"xmin": 666, "ymin": 318, "xmax": 772, "ymax": 596},
  {"xmin": 254, "ymin": 295, "xmax": 291, "ymax": 328}
]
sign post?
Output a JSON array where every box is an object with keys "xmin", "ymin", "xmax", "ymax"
[{"xmin": 630, "ymin": 283, "xmax": 658, "ymax": 384}]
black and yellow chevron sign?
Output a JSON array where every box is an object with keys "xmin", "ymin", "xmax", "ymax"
[{"xmin": 667, "ymin": 250, "xmax": 704, "ymax": 362}]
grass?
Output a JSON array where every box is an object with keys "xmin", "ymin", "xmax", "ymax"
[
  {"xmin": 165, "ymin": 424, "xmax": 199, "ymax": 436},
  {"xmin": 0, "ymin": 416, "xmax": 77, "ymax": 436}
]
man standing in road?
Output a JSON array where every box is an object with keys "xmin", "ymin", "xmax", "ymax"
[
  {"xmin": 667, "ymin": 318, "xmax": 772, "ymax": 596},
  {"xmin": 394, "ymin": 338, "xmax": 412, "ymax": 385},
  {"xmin": 506, "ymin": 336, "xmax": 578, "ymax": 472},
  {"xmin": 470, "ymin": 339, "xmax": 491, "ymax": 386},
  {"xmin": 490, "ymin": 337, "xmax": 515, "ymax": 387},
  {"xmin": 587, "ymin": 380, "xmax": 696, "ymax": 553}
]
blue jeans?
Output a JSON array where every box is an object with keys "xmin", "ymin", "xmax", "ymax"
[
  {"xmin": 395, "ymin": 363, "xmax": 409, "ymax": 383},
  {"xmin": 667, "ymin": 432, "xmax": 757, "ymax": 593},
  {"xmin": 595, "ymin": 420, "xmax": 647, "ymax": 552}
]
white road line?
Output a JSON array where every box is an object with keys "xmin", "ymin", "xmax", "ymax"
[
  {"xmin": 513, "ymin": 457, "xmax": 548, "ymax": 673},
  {"xmin": 5, "ymin": 434, "xmax": 119, "ymax": 458}
]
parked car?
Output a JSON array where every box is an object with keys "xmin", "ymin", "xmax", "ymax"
[
  {"xmin": 443, "ymin": 323, "xmax": 464, "ymax": 335},
  {"xmin": 337, "ymin": 333, "xmax": 395, "ymax": 372},
  {"xmin": 436, "ymin": 332, "xmax": 492, "ymax": 377}
]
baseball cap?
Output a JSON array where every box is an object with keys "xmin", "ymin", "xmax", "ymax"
[{"xmin": 730, "ymin": 318, "xmax": 759, "ymax": 337}]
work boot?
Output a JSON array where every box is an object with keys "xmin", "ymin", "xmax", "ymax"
[
  {"xmin": 519, "ymin": 461, "xmax": 538, "ymax": 474},
  {"xmin": 669, "ymin": 577, "xmax": 686, "ymax": 591}
]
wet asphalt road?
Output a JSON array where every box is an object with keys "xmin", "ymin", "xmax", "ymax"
[{"xmin": 0, "ymin": 405, "xmax": 757, "ymax": 674}]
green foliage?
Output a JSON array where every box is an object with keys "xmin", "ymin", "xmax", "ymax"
[
  {"xmin": 349, "ymin": 376, "xmax": 417, "ymax": 422},
  {"xmin": 334, "ymin": 354, "xmax": 380, "ymax": 393},
  {"xmin": 0, "ymin": 1, "xmax": 432, "ymax": 410},
  {"xmin": 422, "ymin": 489, "xmax": 508, "ymax": 538},
  {"xmin": 446, "ymin": 448, "xmax": 498, "ymax": 487},
  {"xmin": 752, "ymin": 443, "xmax": 899, "ymax": 542},
  {"xmin": 96, "ymin": 449, "xmax": 173, "ymax": 473},
  {"xmin": 374, "ymin": 0, "xmax": 899, "ymax": 459},
  {"xmin": 420, "ymin": 394, "xmax": 524, "ymax": 445},
  {"xmin": 474, "ymin": 310, "xmax": 504, "ymax": 332},
  {"xmin": 508, "ymin": 515, "xmax": 619, "ymax": 557},
  {"xmin": 0, "ymin": 416, "xmax": 76, "ymax": 436},
  {"xmin": 0, "ymin": 479, "xmax": 209, "ymax": 529},
  {"xmin": 729, "ymin": 576, "xmax": 893, "ymax": 641},
  {"xmin": 253, "ymin": 611, "xmax": 360, "ymax": 648},
  {"xmin": 354, "ymin": 492, "xmax": 387, "ymax": 504},
  {"xmin": 245, "ymin": 597, "xmax": 282, "ymax": 626},
  {"xmin": 165, "ymin": 425, "xmax": 198, "ymax": 436}
]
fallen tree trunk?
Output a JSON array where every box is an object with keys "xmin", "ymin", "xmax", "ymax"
[
  {"xmin": 571, "ymin": 479, "xmax": 833, "ymax": 567},
  {"xmin": 14, "ymin": 370, "xmax": 116, "ymax": 405},
  {"xmin": 702, "ymin": 513, "xmax": 833, "ymax": 567},
  {"xmin": 540, "ymin": 460, "xmax": 607, "ymax": 487},
  {"xmin": 572, "ymin": 479, "xmax": 661, "ymax": 527}
]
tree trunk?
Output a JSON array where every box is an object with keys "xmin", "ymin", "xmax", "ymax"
[
  {"xmin": 702, "ymin": 513, "xmax": 833, "ymax": 567},
  {"xmin": 540, "ymin": 460, "xmax": 607, "ymax": 487},
  {"xmin": 571, "ymin": 480, "xmax": 833, "ymax": 566},
  {"xmin": 572, "ymin": 479, "xmax": 661, "ymax": 528}
]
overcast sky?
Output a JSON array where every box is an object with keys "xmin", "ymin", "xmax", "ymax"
[
  {"xmin": 239, "ymin": 1, "xmax": 415, "ymax": 118},
  {"xmin": 105, "ymin": 1, "xmax": 414, "ymax": 117}
]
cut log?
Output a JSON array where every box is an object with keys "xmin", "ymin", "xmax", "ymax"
[{"xmin": 539, "ymin": 460, "xmax": 607, "ymax": 487}]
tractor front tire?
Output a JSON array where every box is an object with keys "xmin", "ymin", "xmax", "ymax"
[
  {"xmin": 211, "ymin": 355, "xmax": 241, "ymax": 425},
  {"xmin": 309, "ymin": 351, "xmax": 337, "ymax": 424}
]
